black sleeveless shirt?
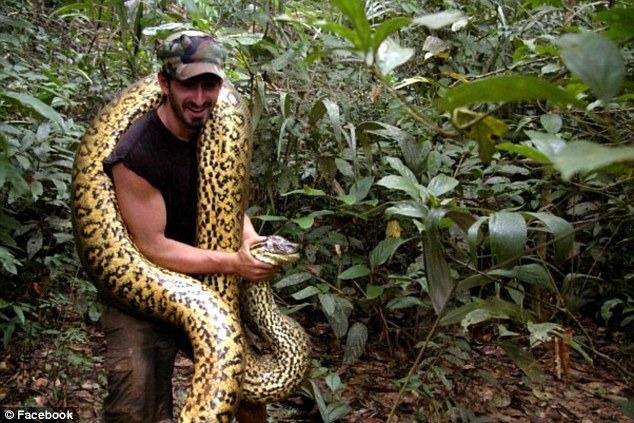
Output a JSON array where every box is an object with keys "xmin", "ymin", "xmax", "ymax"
[{"xmin": 104, "ymin": 110, "xmax": 198, "ymax": 246}]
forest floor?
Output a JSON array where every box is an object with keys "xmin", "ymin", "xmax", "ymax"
[{"xmin": 0, "ymin": 312, "xmax": 632, "ymax": 422}]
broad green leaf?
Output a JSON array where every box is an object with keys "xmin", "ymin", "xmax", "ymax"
[
  {"xmin": 277, "ymin": 116, "xmax": 294, "ymax": 159},
  {"xmin": 319, "ymin": 22, "xmax": 361, "ymax": 50},
  {"xmin": 330, "ymin": 0, "xmax": 371, "ymax": 52},
  {"xmin": 376, "ymin": 175, "xmax": 423, "ymax": 202},
  {"xmin": 307, "ymin": 380, "xmax": 329, "ymax": 422},
  {"xmin": 492, "ymin": 264, "xmax": 556, "ymax": 292},
  {"xmin": 3, "ymin": 323, "xmax": 15, "ymax": 347},
  {"xmin": 601, "ymin": 298, "xmax": 623, "ymax": 323},
  {"xmin": 525, "ymin": 130, "xmax": 566, "ymax": 158},
  {"xmin": 365, "ymin": 284, "xmax": 384, "ymax": 300},
  {"xmin": 30, "ymin": 180, "xmax": 44, "ymax": 199},
  {"xmin": 310, "ymin": 98, "xmax": 343, "ymax": 143},
  {"xmin": 595, "ymin": 7, "xmax": 634, "ymax": 43},
  {"xmin": 292, "ymin": 285, "xmax": 321, "ymax": 300},
  {"xmin": 369, "ymin": 237, "xmax": 408, "ymax": 267},
  {"xmin": 457, "ymin": 264, "xmax": 555, "ymax": 292},
  {"xmin": 326, "ymin": 403, "xmax": 352, "ymax": 421},
  {"xmin": 527, "ymin": 321, "xmax": 563, "ymax": 347},
  {"xmin": 12, "ymin": 304, "xmax": 26, "ymax": 325},
  {"xmin": 324, "ymin": 296, "xmax": 352, "ymax": 338},
  {"xmin": 27, "ymin": 229, "xmax": 43, "ymax": 258},
  {"xmin": 489, "ymin": 211, "xmax": 526, "ymax": 267},
  {"xmin": 445, "ymin": 210, "xmax": 477, "ymax": 234},
  {"xmin": 456, "ymin": 274, "xmax": 490, "ymax": 291},
  {"xmin": 263, "ymin": 41, "xmax": 306, "ymax": 73},
  {"xmin": 343, "ymin": 322, "xmax": 368, "ymax": 365},
  {"xmin": 292, "ymin": 216, "xmax": 313, "ymax": 230},
  {"xmin": 413, "ymin": 10, "xmax": 466, "ymax": 30},
  {"xmin": 555, "ymin": 33, "xmax": 625, "ymax": 104},
  {"xmin": 325, "ymin": 372, "xmax": 343, "ymax": 392},
  {"xmin": 462, "ymin": 308, "xmax": 510, "ymax": 329},
  {"xmin": 0, "ymin": 247, "xmax": 19, "ymax": 275},
  {"xmin": 496, "ymin": 143, "xmax": 551, "ymax": 164},
  {"xmin": 525, "ymin": 212, "xmax": 574, "ymax": 264},
  {"xmin": 274, "ymin": 272, "xmax": 313, "ymax": 289},
  {"xmin": 332, "ymin": 0, "xmax": 371, "ymax": 35},
  {"xmin": 385, "ymin": 201, "xmax": 428, "ymax": 219},
  {"xmin": 507, "ymin": 283, "xmax": 525, "ymax": 311},
  {"xmin": 424, "ymin": 230, "xmax": 453, "ymax": 315},
  {"xmin": 424, "ymin": 208, "xmax": 456, "ymax": 314},
  {"xmin": 230, "ymin": 32, "xmax": 264, "ymax": 46},
  {"xmin": 363, "ymin": 123, "xmax": 424, "ymax": 172},
  {"xmin": 454, "ymin": 108, "xmax": 508, "ymax": 163},
  {"xmin": 440, "ymin": 297, "xmax": 531, "ymax": 326},
  {"xmin": 385, "ymin": 156, "xmax": 418, "ymax": 182},
  {"xmin": 390, "ymin": 295, "xmax": 427, "ymax": 310},
  {"xmin": 467, "ymin": 216, "xmax": 488, "ymax": 266},
  {"xmin": 291, "ymin": 210, "xmax": 334, "ymax": 230},
  {"xmin": 0, "ymin": 14, "xmax": 34, "ymax": 30},
  {"xmin": 498, "ymin": 340, "xmax": 545, "ymax": 384},
  {"xmin": 280, "ymin": 91, "xmax": 292, "ymax": 119},
  {"xmin": 0, "ymin": 163, "xmax": 30, "ymax": 196},
  {"xmin": 437, "ymin": 75, "xmax": 585, "ymax": 111},
  {"xmin": 427, "ymin": 174, "xmax": 459, "ymax": 198},
  {"xmin": 540, "ymin": 114, "xmax": 562, "ymax": 134},
  {"xmin": 319, "ymin": 293, "xmax": 337, "ymax": 316},
  {"xmin": 452, "ymin": 108, "xmax": 508, "ymax": 162},
  {"xmin": 337, "ymin": 194, "xmax": 357, "ymax": 206},
  {"xmin": 338, "ymin": 264, "xmax": 370, "ymax": 280},
  {"xmin": 335, "ymin": 158, "xmax": 354, "ymax": 178},
  {"xmin": 373, "ymin": 17, "xmax": 412, "ymax": 50},
  {"xmin": 308, "ymin": 97, "xmax": 327, "ymax": 125},
  {"xmin": 0, "ymin": 90, "xmax": 64, "ymax": 128},
  {"xmin": 348, "ymin": 176, "xmax": 374, "ymax": 203},
  {"xmin": 551, "ymin": 140, "xmax": 634, "ymax": 180}
]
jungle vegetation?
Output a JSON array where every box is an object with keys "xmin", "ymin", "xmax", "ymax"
[{"xmin": 1, "ymin": 0, "xmax": 632, "ymax": 421}]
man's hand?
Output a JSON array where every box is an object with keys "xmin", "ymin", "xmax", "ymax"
[{"xmin": 235, "ymin": 235, "xmax": 279, "ymax": 282}]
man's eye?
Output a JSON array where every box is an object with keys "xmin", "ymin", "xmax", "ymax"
[{"xmin": 203, "ymin": 81, "xmax": 220, "ymax": 90}]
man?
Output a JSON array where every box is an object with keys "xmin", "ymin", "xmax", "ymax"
[{"xmin": 102, "ymin": 30, "xmax": 276, "ymax": 423}]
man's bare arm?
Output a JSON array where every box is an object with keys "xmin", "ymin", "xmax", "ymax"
[{"xmin": 111, "ymin": 162, "xmax": 277, "ymax": 281}]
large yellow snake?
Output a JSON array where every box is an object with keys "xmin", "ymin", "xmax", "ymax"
[{"xmin": 70, "ymin": 75, "xmax": 311, "ymax": 421}]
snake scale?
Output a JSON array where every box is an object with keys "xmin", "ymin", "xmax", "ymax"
[{"xmin": 70, "ymin": 75, "xmax": 311, "ymax": 421}]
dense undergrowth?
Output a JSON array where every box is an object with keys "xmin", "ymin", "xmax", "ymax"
[{"xmin": 1, "ymin": 0, "xmax": 632, "ymax": 421}]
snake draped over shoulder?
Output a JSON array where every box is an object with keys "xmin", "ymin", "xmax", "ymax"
[{"xmin": 71, "ymin": 75, "xmax": 311, "ymax": 421}]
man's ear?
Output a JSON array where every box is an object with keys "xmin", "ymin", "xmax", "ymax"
[{"xmin": 157, "ymin": 72, "xmax": 170, "ymax": 94}]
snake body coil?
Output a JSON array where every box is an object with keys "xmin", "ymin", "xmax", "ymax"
[{"xmin": 71, "ymin": 76, "xmax": 311, "ymax": 421}]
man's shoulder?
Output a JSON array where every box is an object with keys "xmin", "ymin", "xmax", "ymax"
[{"xmin": 120, "ymin": 109, "xmax": 161, "ymax": 143}]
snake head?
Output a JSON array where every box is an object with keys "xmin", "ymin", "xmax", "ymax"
[{"xmin": 250, "ymin": 235, "xmax": 301, "ymax": 266}]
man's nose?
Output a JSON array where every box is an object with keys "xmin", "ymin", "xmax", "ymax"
[{"xmin": 192, "ymin": 85, "xmax": 206, "ymax": 104}]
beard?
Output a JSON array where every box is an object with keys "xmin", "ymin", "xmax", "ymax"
[{"xmin": 167, "ymin": 93, "xmax": 211, "ymax": 131}]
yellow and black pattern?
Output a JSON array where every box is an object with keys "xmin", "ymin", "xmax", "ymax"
[{"xmin": 71, "ymin": 76, "xmax": 311, "ymax": 421}]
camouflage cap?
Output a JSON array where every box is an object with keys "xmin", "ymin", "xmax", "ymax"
[{"xmin": 157, "ymin": 30, "xmax": 225, "ymax": 81}]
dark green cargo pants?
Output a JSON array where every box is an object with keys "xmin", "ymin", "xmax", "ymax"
[
  {"xmin": 100, "ymin": 304, "xmax": 267, "ymax": 423},
  {"xmin": 101, "ymin": 304, "xmax": 191, "ymax": 423}
]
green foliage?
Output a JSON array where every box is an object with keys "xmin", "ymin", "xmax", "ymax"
[
  {"xmin": 0, "ymin": 299, "xmax": 35, "ymax": 347},
  {"xmin": 0, "ymin": 0, "xmax": 143, "ymax": 344},
  {"xmin": 1, "ymin": 0, "xmax": 633, "ymax": 418},
  {"xmin": 303, "ymin": 366, "xmax": 352, "ymax": 422},
  {"xmin": 437, "ymin": 75, "xmax": 585, "ymax": 111}
]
